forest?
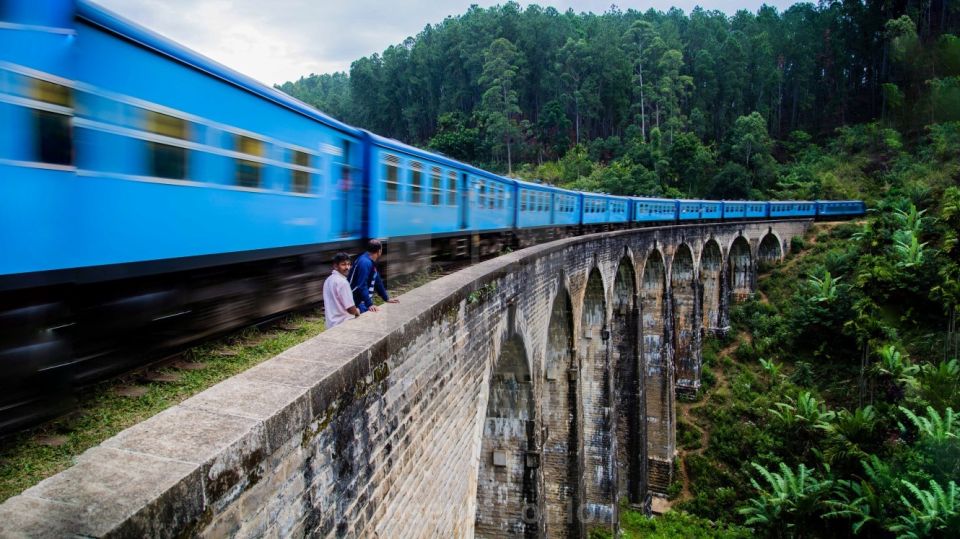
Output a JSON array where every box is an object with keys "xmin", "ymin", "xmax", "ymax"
[
  {"xmin": 278, "ymin": 0, "xmax": 958, "ymax": 200},
  {"xmin": 275, "ymin": 1, "xmax": 960, "ymax": 536}
]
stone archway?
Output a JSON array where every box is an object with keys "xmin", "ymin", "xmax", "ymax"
[
  {"xmin": 611, "ymin": 257, "xmax": 645, "ymax": 507},
  {"xmin": 640, "ymin": 251, "xmax": 672, "ymax": 494},
  {"xmin": 700, "ymin": 240, "xmax": 723, "ymax": 334},
  {"xmin": 672, "ymin": 244, "xmax": 699, "ymax": 397},
  {"xmin": 542, "ymin": 288, "xmax": 580, "ymax": 538},
  {"xmin": 729, "ymin": 236, "xmax": 753, "ymax": 301},
  {"xmin": 580, "ymin": 269, "xmax": 613, "ymax": 531},
  {"xmin": 475, "ymin": 337, "xmax": 538, "ymax": 538},
  {"xmin": 758, "ymin": 232, "xmax": 783, "ymax": 267}
]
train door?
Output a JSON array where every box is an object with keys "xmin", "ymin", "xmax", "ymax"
[
  {"xmin": 339, "ymin": 139, "xmax": 353, "ymax": 237},
  {"xmin": 460, "ymin": 172, "xmax": 469, "ymax": 229}
]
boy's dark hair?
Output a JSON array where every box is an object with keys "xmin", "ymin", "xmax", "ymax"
[
  {"xmin": 332, "ymin": 252, "xmax": 351, "ymax": 264},
  {"xmin": 366, "ymin": 239, "xmax": 383, "ymax": 253}
]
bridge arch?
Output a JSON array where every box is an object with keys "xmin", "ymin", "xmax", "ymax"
[
  {"xmin": 758, "ymin": 231, "xmax": 784, "ymax": 266},
  {"xmin": 728, "ymin": 236, "xmax": 753, "ymax": 301},
  {"xmin": 611, "ymin": 255, "xmax": 645, "ymax": 509},
  {"xmin": 640, "ymin": 249, "xmax": 672, "ymax": 494},
  {"xmin": 475, "ymin": 334, "xmax": 538, "ymax": 537},
  {"xmin": 672, "ymin": 244, "xmax": 700, "ymax": 396},
  {"xmin": 541, "ymin": 284, "xmax": 580, "ymax": 538},
  {"xmin": 579, "ymin": 268, "xmax": 613, "ymax": 529},
  {"xmin": 699, "ymin": 239, "xmax": 723, "ymax": 334}
]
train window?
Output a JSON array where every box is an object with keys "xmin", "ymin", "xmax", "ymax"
[
  {"xmin": 490, "ymin": 185, "xmax": 498, "ymax": 209},
  {"xmin": 430, "ymin": 166, "xmax": 442, "ymax": 205},
  {"xmin": 31, "ymin": 79, "xmax": 73, "ymax": 165},
  {"xmin": 447, "ymin": 171, "xmax": 457, "ymax": 205},
  {"xmin": 383, "ymin": 154, "xmax": 400, "ymax": 201},
  {"xmin": 145, "ymin": 111, "xmax": 188, "ymax": 180},
  {"xmin": 236, "ymin": 135, "xmax": 263, "ymax": 188},
  {"xmin": 410, "ymin": 162, "xmax": 423, "ymax": 203},
  {"xmin": 520, "ymin": 191, "xmax": 526, "ymax": 211},
  {"xmin": 478, "ymin": 180, "xmax": 487, "ymax": 208},
  {"xmin": 291, "ymin": 150, "xmax": 311, "ymax": 193}
]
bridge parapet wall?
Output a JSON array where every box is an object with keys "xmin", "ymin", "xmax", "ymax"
[{"xmin": 0, "ymin": 220, "xmax": 810, "ymax": 538}]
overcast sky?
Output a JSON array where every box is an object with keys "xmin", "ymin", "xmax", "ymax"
[{"xmin": 96, "ymin": 0, "xmax": 799, "ymax": 86}]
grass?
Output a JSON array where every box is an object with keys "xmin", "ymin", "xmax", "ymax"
[
  {"xmin": 0, "ymin": 313, "xmax": 327, "ymax": 503},
  {"xmin": 589, "ymin": 507, "xmax": 749, "ymax": 538}
]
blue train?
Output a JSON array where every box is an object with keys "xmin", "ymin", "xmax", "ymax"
[{"xmin": 0, "ymin": 0, "xmax": 865, "ymax": 432}]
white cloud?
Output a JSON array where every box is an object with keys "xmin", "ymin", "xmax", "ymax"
[{"xmin": 94, "ymin": 0, "xmax": 800, "ymax": 85}]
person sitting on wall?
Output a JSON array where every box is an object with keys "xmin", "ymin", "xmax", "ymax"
[
  {"xmin": 348, "ymin": 239, "xmax": 399, "ymax": 313},
  {"xmin": 323, "ymin": 253, "xmax": 360, "ymax": 328}
]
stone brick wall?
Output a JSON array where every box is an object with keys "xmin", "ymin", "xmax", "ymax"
[{"xmin": 0, "ymin": 220, "xmax": 809, "ymax": 538}]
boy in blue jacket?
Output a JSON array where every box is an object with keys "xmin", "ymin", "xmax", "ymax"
[{"xmin": 348, "ymin": 240, "xmax": 399, "ymax": 313}]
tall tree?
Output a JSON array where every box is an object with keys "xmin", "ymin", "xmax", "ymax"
[{"xmin": 479, "ymin": 37, "xmax": 523, "ymax": 173}]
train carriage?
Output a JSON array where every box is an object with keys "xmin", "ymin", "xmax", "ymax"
[
  {"xmin": 678, "ymin": 199, "xmax": 722, "ymax": 221},
  {"xmin": 368, "ymin": 132, "xmax": 465, "ymax": 240},
  {"xmin": 769, "ymin": 201, "xmax": 817, "ymax": 218},
  {"xmin": 2, "ymin": 1, "xmax": 365, "ymax": 285},
  {"xmin": 463, "ymin": 165, "xmax": 515, "ymax": 233},
  {"xmin": 816, "ymin": 200, "xmax": 867, "ymax": 219},
  {"xmin": 552, "ymin": 187, "xmax": 581, "ymax": 227},
  {"xmin": 581, "ymin": 193, "xmax": 609, "ymax": 226},
  {"xmin": 632, "ymin": 197, "xmax": 678, "ymax": 223},
  {"xmin": 720, "ymin": 200, "xmax": 769, "ymax": 220},
  {"xmin": 608, "ymin": 195, "xmax": 631, "ymax": 225},
  {"xmin": 516, "ymin": 179, "xmax": 557, "ymax": 229}
]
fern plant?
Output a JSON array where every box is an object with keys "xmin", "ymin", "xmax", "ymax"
[
  {"xmin": 825, "ymin": 455, "xmax": 900, "ymax": 534},
  {"xmin": 888, "ymin": 479, "xmax": 960, "ymax": 538},
  {"xmin": 739, "ymin": 462, "xmax": 836, "ymax": 534},
  {"xmin": 900, "ymin": 406, "xmax": 958, "ymax": 444},
  {"xmin": 820, "ymin": 406, "xmax": 879, "ymax": 466}
]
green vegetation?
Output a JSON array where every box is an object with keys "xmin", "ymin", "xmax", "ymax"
[
  {"xmin": 662, "ymin": 116, "xmax": 960, "ymax": 536},
  {"xmin": 279, "ymin": 2, "xmax": 959, "ymax": 204},
  {"xmin": 0, "ymin": 314, "xmax": 325, "ymax": 503}
]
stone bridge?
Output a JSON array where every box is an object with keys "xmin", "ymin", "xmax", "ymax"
[{"xmin": 0, "ymin": 220, "xmax": 809, "ymax": 538}]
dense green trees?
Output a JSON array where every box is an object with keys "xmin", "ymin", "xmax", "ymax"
[{"xmin": 278, "ymin": 1, "xmax": 958, "ymax": 195}]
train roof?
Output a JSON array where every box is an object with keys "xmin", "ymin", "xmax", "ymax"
[
  {"xmin": 815, "ymin": 199, "xmax": 865, "ymax": 204},
  {"xmin": 365, "ymin": 131, "xmax": 475, "ymax": 170},
  {"xmin": 631, "ymin": 197, "xmax": 676, "ymax": 203},
  {"xmin": 513, "ymin": 178, "xmax": 559, "ymax": 192},
  {"xmin": 76, "ymin": 1, "xmax": 361, "ymax": 136}
]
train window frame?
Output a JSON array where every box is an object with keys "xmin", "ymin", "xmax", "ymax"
[
  {"xmin": 410, "ymin": 161, "xmax": 423, "ymax": 203},
  {"xmin": 144, "ymin": 110, "xmax": 189, "ymax": 180},
  {"xmin": 447, "ymin": 171, "xmax": 457, "ymax": 206},
  {"xmin": 430, "ymin": 166, "xmax": 442, "ymax": 206},
  {"xmin": 383, "ymin": 154, "xmax": 401, "ymax": 202},
  {"xmin": 236, "ymin": 135, "xmax": 264, "ymax": 189},
  {"xmin": 290, "ymin": 149, "xmax": 311, "ymax": 194},
  {"xmin": 30, "ymin": 78, "xmax": 73, "ymax": 166}
]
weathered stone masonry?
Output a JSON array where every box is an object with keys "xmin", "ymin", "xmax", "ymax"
[{"xmin": 0, "ymin": 220, "xmax": 809, "ymax": 538}]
